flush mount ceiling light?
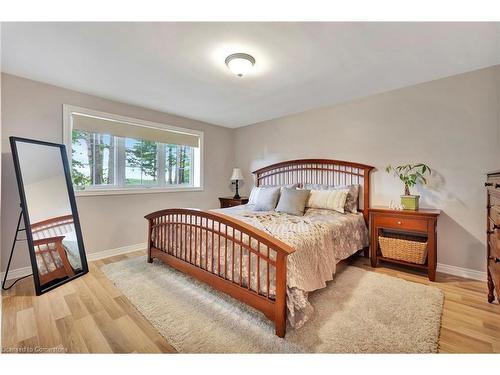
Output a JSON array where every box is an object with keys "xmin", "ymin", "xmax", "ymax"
[{"xmin": 225, "ymin": 53, "xmax": 255, "ymax": 77}]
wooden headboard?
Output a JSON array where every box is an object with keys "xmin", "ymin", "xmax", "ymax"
[
  {"xmin": 31, "ymin": 214, "xmax": 74, "ymax": 240},
  {"xmin": 253, "ymin": 159, "xmax": 374, "ymax": 222}
]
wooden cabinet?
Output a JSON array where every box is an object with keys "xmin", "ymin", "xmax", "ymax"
[
  {"xmin": 218, "ymin": 196, "xmax": 249, "ymax": 209},
  {"xmin": 369, "ymin": 207, "xmax": 440, "ymax": 281},
  {"xmin": 486, "ymin": 171, "xmax": 500, "ymax": 303}
]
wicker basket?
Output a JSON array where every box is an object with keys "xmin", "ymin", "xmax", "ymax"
[{"xmin": 378, "ymin": 233, "xmax": 428, "ymax": 264}]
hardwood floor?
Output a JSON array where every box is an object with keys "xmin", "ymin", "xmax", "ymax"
[
  {"xmin": 2, "ymin": 251, "xmax": 499, "ymax": 353},
  {"xmin": 1, "ymin": 251, "xmax": 176, "ymax": 353}
]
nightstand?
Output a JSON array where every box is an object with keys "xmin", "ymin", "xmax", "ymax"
[
  {"xmin": 219, "ymin": 196, "xmax": 249, "ymax": 208},
  {"xmin": 369, "ymin": 207, "xmax": 440, "ymax": 281}
]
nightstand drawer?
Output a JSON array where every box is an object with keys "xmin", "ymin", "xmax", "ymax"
[
  {"xmin": 374, "ymin": 215, "xmax": 427, "ymax": 232},
  {"xmin": 219, "ymin": 197, "xmax": 249, "ymax": 209}
]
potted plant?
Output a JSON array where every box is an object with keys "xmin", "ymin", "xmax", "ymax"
[{"xmin": 385, "ymin": 163, "xmax": 431, "ymax": 210}]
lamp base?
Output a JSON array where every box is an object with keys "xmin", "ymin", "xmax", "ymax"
[{"xmin": 233, "ymin": 180, "xmax": 240, "ymax": 200}]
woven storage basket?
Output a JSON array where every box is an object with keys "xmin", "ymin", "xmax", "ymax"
[{"xmin": 378, "ymin": 233, "xmax": 428, "ymax": 264}]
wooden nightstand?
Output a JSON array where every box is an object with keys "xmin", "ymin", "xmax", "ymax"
[
  {"xmin": 219, "ymin": 196, "xmax": 249, "ymax": 208},
  {"xmin": 369, "ymin": 207, "xmax": 440, "ymax": 281}
]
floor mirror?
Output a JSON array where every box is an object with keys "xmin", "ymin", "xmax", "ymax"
[{"xmin": 9, "ymin": 136, "xmax": 88, "ymax": 295}]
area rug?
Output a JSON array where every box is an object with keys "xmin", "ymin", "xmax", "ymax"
[{"xmin": 101, "ymin": 256, "xmax": 444, "ymax": 353}]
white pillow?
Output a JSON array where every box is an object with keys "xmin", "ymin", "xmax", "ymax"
[
  {"xmin": 254, "ymin": 187, "xmax": 281, "ymax": 211},
  {"xmin": 306, "ymin": 189, "xmax": 350, "ymax": 213},
  {"xmin": 248, "ymin": 187, "xmax": 261, "ymax": 204}
]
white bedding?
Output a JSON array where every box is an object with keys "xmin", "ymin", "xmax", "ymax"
[{"xmin": 61, "ymin": 230, "xmax": 82, "ymax": 271}]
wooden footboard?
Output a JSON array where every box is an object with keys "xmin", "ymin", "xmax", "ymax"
[
  {"xmin": 33, "ymin": 236, "xmax": 75, "ymax": 285},
  {"xmin": 145, "ymin": 208, "xmax": 296, "ymax": 337}
]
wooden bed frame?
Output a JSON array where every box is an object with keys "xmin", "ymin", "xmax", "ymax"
[
  {"xmin": 31, "ymin": 215, "xmax": 76, "ymax": 285},
  {"xmin": 145, "ymin": 159, "xmax": 374, "ymax": 337}
]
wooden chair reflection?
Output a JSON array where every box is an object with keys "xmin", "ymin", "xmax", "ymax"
[{"xmin": 31, "ymin": 215, "xmax": 75, "ymax": 285}]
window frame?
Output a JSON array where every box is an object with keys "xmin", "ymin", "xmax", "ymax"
[{"xmin": 63, "ymin": 104, "xmax": 204, "ymax": 196}]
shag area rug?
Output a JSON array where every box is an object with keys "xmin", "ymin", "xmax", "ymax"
[{"xmin": 102, "ymin": 257, "xmax": 443, "ymax": 353}]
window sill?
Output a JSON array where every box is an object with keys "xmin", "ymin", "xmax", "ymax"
[{"xmin": 75, "ymin": 186, "xmax": 204, "ymax": 197}]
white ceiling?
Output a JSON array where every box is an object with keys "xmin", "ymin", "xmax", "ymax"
[{"xmin": 2, "ymin": 22, "xmax": 500, "ymax": 128}]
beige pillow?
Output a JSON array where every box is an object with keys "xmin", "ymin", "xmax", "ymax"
[
  {"xmin": 306, "ymin": 189, "xmax": 350, "ymax": 213},
  {"xmin": 302, "ymin": 183, "xmax": 359, "ymax": 213}
]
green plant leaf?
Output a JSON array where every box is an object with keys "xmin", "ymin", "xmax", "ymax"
[{"xmin": 388, "ymin": 162, "xmax": 431, "ymax": 189}]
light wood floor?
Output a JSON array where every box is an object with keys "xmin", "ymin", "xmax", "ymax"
[{"xmin": 2, "ymin": 251, "xmax": 499, "ymax": 353}]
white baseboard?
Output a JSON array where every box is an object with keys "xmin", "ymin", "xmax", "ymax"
[
  {"xmin": 0, "ymin": 242, "xmax": 146, "ymax": 281},
  {"xmin": 0, "ymin": 266, "xmax": 32, "ymax": 282},
  {"xmin": 437, "ymin": 263, "xmax": 486, "ymax": 281}
]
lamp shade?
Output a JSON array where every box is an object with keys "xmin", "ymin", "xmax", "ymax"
[{"xmin": 230, "ymin": 168, "xmax": 244, "ymax": 181}]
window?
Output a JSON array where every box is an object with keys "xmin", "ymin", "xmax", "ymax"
[{"xmin": 64, "ymin": 105, "xmax": 203, "ymax": 195}]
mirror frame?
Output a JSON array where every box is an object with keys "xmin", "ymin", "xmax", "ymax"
[{"xmin": 10, "ymin": 136, "xmax": 89, "ymax": 295}]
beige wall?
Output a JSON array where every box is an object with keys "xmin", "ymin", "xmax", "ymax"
[
  {"xmin": 234, "ymin": 66, "xmax": 500, "ymax": 272},
  {"xmin": 1, "ymin": 73, "xmax": 235, "ymax": 272}
]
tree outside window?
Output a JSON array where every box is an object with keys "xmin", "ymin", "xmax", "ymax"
[{"xmin": 71, "ymin": 130, "xmax": 194, "ymax": 190}]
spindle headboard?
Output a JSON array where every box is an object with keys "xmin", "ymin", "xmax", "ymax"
[{"xmin": 253, "ymin": 159, "xmax": 374, "ymax": 221}]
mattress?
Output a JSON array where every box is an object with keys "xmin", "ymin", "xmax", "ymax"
[{"xmin": 61, "ymin": 230, "xmax": 83, "ymax": 271}]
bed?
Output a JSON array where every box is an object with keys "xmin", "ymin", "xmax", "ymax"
[
  {"xmin": 31, "ymin": 215, "xmax": 81, "ymax": 285},
  {"xmin": 145, "ymin": 159, "xmax": 374, "ymax": 337}
]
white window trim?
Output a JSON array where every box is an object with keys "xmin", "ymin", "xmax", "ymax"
[{"xmin": 63, "ymin": 104, "xmax": 204, "ymax": 196}]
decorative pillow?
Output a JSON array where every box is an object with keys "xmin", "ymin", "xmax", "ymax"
[
  {"xmin": 262, "ymin": 183, "xmax": 300, "ymax": 190},
  {"xmin": 254, "ymin": 187, "xmax": 281, "ymax": 211},
  {"xmin": 248, "ymin": 186, "xmax": 260, "ymax": 204},
  {"xmin": 306, "ymin": 189, "xmax": 349, "ymax": 213},
  {"xmin": 248, "ymin": 183, "xmax": 299, "ymax": 205},
  {"xmin": 302, "ymin": 183, "xmax": 327, "ymax": 190},
  {"xmin": 341, "ymin": 185, "xmax": 360, "ymax": 213},
  {"xmin": 302, "ymin": 183, "xmax": 359, "ymax": 213},
  {"xmin": 275, "ymin": 188, "xmax": 310, "ymax": 216}
]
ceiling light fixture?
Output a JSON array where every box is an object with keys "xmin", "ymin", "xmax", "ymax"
[{"xmin": 225, "ymin": 53, "xmax": 255, "ymax": 77}]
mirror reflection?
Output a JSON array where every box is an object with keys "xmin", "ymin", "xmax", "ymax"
[{"xmin": 14, "ymin": 139, "xmax": 87, "ymax": 292}]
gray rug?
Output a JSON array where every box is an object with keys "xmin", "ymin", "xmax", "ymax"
[{"xmin": 101, "ymin": 257, "xmax": 444, "ymax": 353}]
